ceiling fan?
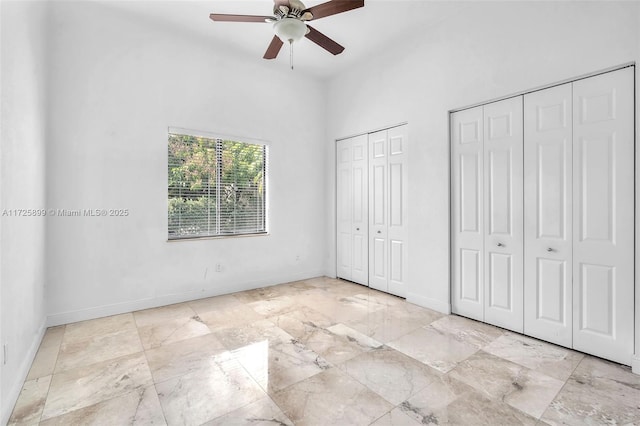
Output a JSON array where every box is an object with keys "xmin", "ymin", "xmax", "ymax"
[{"xmin": 209, "ymin": 0, "xmax": 365, "ymax": 68}]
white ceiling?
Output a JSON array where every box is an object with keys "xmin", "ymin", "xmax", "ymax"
[{"xmin": 98, "ymin": 0, "xmax": 475, "ymax": 80}]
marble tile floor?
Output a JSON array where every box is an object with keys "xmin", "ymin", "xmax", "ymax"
[{"xmin": 8, "ymin": 277, "xmax": 640, "ymax": 425}]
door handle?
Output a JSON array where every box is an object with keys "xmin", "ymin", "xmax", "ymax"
[
  {"xmin": 547, "ymin": 247, "xmax": 554, "ymax": 252},
  {"xmin": 356, "ymin": 228, "xmax": 360, "ymax": 231},
  {"xmin": 377, "ymin": 230, "xmax": 381, "ymax": 234},
  {"xmin": 497, "ymin": 242, "xmax": 504, "ymax": 247}
]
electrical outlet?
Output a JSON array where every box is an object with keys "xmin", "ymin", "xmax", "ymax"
[
  {"xmin": 215, "ymin": 263, "xmax": 222, "ymax": 272},
  {"xmin": 295, "ymin": 255, "xmax": 300, "ymax": 262}
]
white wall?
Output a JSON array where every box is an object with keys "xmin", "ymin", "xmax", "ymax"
[
  {"xmin": 0, "ymin": 0, "xmax": 50, "ymax": 421},
  {"xmin": 325, "ymin": 1, "xmax": 640, "ymax": 334},
  {"xmin": 45, "ymin": 1, "xmax": 327, "ymax": 324},
  {"xmin": 636, "ymin": 6, "xmax": 640, "ymax": 372}
]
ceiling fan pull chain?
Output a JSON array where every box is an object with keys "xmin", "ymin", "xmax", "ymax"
[{"xmin": 290, "ymin": 40, "xmax": 294, "ymax": 70}]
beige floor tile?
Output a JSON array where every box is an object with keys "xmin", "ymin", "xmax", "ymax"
[
  {"xmin": 27, "ymin": 344, "xmax": 60, "ymax": 381},
  {"xmin": 27, "ymin": 326, "xmax": 66, "ymax": 380},
  {"xmin": 570, "ymin": 355, "xmax": 640, "ymax": 395},
  {"xmin": 268, "ymin": 307, "xmax": 378, "ymax": 365},
  {"xmin": 348, "ymin": 291, "xmax": 405, "ymax": 308},
  {"xmin": 202, "ymin": 396, "xmax": 293, "ymax": 426},
  {"xmin": 429, "ymin": 388, "xmax": 537, "ymax": 425},
  {"xmin": 401, "ymin": 375, "xmax": 476, "ymax": 417},
  {"xmin": 233, "ymin": 286, "xmax": 294, "ymax": 304},
  {"xmin": 326, "ymin": 323, "xmax": 383, "ymax": 350},
  {"xmin": 155, "ymin": 351, "xmax": 265, "ymax": 426},
  {"xmin": 294, "ymin": 323, "xmax": 377, "ymax": 365},
  {"xmin": 39, "ymin": 385, "xmax": 166, "ymax": 425},
  {"xmin": 268, "ymin": 306, "xmax": 336, "ymax": 337},
  {"xmin": 303, "ymin": 293, "xmax": 387, "ymax": 324},
  {"xmin": 370, "ymin": 407, "xmax": 422, "ymax": 426},
  {"xmin": 215, "ymin": 318, "xmax": 329, "ymax": 393},
  {"xmin": 429, "ymin": 315, "xmax": 505, "ymax": 348},
  {"xmin": 63, "ymin": 313, "xmax": 136, "ymax": 343},
  {"xmin": 449, "ymin": 351, "xmax": 564, "ymax": 419},
  {"xmin": 387, "ymin": 326, "xmax": 480, "ymax": 373},
  {"xmin": 133, "ymin": 303, "xmax": 196, "ymax": 328},
  {"xmin": 281, "ymin": 277, "xmax": 330, "ymax": 292},
  {"xmin": 198, "ymin": 303, "xmax": 264, "ymax": 332},
  {"xmin": 338, "ymin": 346, "xmax": 442, "ymax": 405},
  {"xmin": 40, "ymin": 326, "xmax": 66, "ymax": 348},
  {"xmin": 400, "ymin": 375, "xmax": 536, "ymax": 425},
  {"xmin": 55, "ymin": 327, "xmax": 143, "ymax": 373},
  {"xmin": 213, "ymin": 319, "xmax": 293, "ymax": 350},
  {"xmin": 348, "ymin": 293, "xmax": 401, "ymax": 309},
  {"xmin": 298, "ymin": 279, "xmax": 368, "ymax": 300},
  {"xmin": 540, "ymin": 356, "xmax": 640, "ymax": 425},
  {"xmin": 8, "ymin": 375, "xmax": 51, "ymax": 425},
  {"xmin": 137, "ymin": 314, "xmax": 211, "ymax": 350},
  {"xmin": 41, "ymin": 352, "xmax": 153, "ymax": 420},
  {"xmin": 247, "ymin": 295, "xmax": 298, "ymax": 317},
  {"xmin": 187, "ymin": 293, "xmax": 244, "ymax": 315},
  {"xmin": 483, "ymin": 333, "xmax": 583, "ymax": 381},
  {"xmin": 345, "ymin": 305, "xmax": 442, "ymax": 343},
  {"xmin": 271, "ymin": 367, "xmax": 394, "ymax": 426},
  {"xmin": 145, "ymin": 333, "xmax": 227, "ymax": 383}
]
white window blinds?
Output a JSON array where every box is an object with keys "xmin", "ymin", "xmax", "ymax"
[{"xmin": 168, "ymin": 131, "xmax": 267, "ymax": 240}]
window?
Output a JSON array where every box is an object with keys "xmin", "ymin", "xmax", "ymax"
[{"xmin": 168, "ymin": 130, "xmax": 268, "ymax": 240}]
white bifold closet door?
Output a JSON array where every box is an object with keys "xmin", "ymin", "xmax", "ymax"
[
  {"xmin": 451, "ymin": 97, "xmax": 523, "ymax": 332},
  {"xmin": 483, "ymin": 98, "xmax": 524, "ymax": 332},
  {"xmin": 369, "ymin": 125, "xmax": 408, "ymax": 297},
  {"xmin": 524, "ymin": 83, "xmax": 574, "ymax": 347},
  {"xmin": 451, "ymin": 106, "xmax": 484, "ymax": 321},
  {"xmin": 336, "ymin": 134, "xmax": 369, "ymax": 286},
  {"xmin": 524, "ymin": 68, "xmax": 634, "ymax": 364},
  {"xmin": 571, "ymin": 68, "xmax": 634, "ymax": 364},
  {"xmin": 454, "ymin": 67, "xmax": 636, "ymax": 365}
]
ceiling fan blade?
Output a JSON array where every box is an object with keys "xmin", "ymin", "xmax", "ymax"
[
  {"xmin": 304, "ymin": 0, "xmax": 364, "ymax": 20},
  {"xmin": 209, "ymin": 13, "xmax": 272, "ymax": 23},
  {"xmin": 305, "ymin": 25, "xmax": 345, "ymax": 55},
  {"xmin": 264, "ymin": 36, "xmax": 284, "ymax": 59}
]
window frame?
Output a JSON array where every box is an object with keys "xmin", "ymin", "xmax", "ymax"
[{"xmin": 167, "ymin": 127, "xmax": 269, "ymax": 242}]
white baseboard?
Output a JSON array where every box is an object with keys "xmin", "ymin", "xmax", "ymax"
[
  {"xmin": 406, "ymin": 292, "xmax": 451, "ymax": 315},
  {"xmin": 632, "ymin": 354, "xmax": 640, "ymax": 375},
  {"xmin": 47, "ymin": 270, "xmax": 325, "ymax": 327},
  {"xmin": 1, "ymin": 318, "xmax": 47, "ymax": 426}
]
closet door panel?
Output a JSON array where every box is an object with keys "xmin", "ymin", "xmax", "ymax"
[
  {"xmin": 524, "ymin": 83, "xmax": 573, "ymax": 347},
  {"xmin": 387, "ymin": 125, "xmax": 408, "ymax": 297},
  {"xmin": 351, "ymin": 135, "xmax": 369, "ymax": 285},
  {"xmin": 369, "ymin": 130, "xmax": 388, "ymax": 292},
  {"xmin": 336, "ymin": 140, "xmax": 353, "ymax": 280},
  {"xmin": 451, "ymin": 106, "xmax": 484, "ymax": 321},
  {"xmin": 336, "ymin": 135, "xmax": 369, "ymax": 286},
  {"xmin": 572, "ymin": 68, "xmax": 634, "ymax": 364},
  {"xmin": 483, "ymin": 97, "xmax": 524, "ymax": 332}
]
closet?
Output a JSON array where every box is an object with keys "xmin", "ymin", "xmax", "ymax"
[
  {"xmin": 451, "ymin": 67, "xmax": 635, "ymax": 365},
  {"xmin": 337, "ymin": 124, "xmax": 408, "ymax": 297},
  {"xmin": 451, "ymin": 96, "xmax": 524, "ymax": 332}
]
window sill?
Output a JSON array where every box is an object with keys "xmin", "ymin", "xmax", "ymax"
[{"xmin": 167, "ymin": 232, "xmax": 269, "ymax": 242}]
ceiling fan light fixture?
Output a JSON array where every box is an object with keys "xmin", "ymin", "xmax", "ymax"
[{"xmin": 273, "ymin": 17, "xmax": 307, "ymax": 43}]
